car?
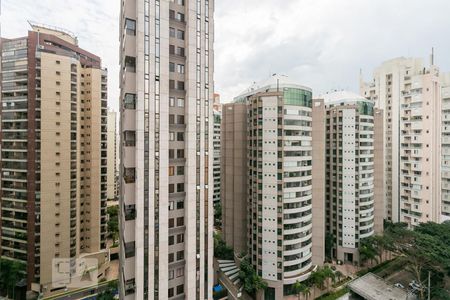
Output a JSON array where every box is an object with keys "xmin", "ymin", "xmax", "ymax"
[
  {"xmin": 409, "ymin": 280, "xmax": 423, "ymax": 291},
  {"xmin": 394, "ymin": 283, "xmax": 405, "ymax": 289}
]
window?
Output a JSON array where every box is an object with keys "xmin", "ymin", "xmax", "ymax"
[
  {"xmin": 169, "ymin": 166, "xmax": 175, "ymax": 176},
  {"xmin": 169, "ymin": 62, "xmax": 175, "ymax": 72},
  {"xmin": 169, "ymin": 218, "xmax": 175, "ymax": 228},
  {"xmin": 177, "ymin": 132, "xmax": 184, "ymax": 141},
  {"xmin": 177, "ymin": 81, "xmax": 185, "ymax": 90},
  {"xmin": 124, "ymin": 56, "xmax": 136, "ymax": 72},
  {"xmin": 169, "ymin": 184, "xmax": 175, "ymax": 193},
  {"xmin": 176, "ymin": 267, "xmax": 184, "ymax": 277},
  {"xmin": 176, "ymin": 13, "xmax": 185, "ymax": 22},
  {"xmin": 124, "ymin": 93, "xmax": 136, "ymax": 109},
  {"xmin": 169, "ymin": 80, "xmax": 175, "ymax": 89},
  {"xmin": 177, "ymin": 183, "xmax": 184, "ymax": 193},
  {"xmin": 169, "ymin": 201, "xmax": 175, "ymax": 211},
  {"xmin": 169, "ymin": 253, "xmax": 174, "ymax": 263},
  {"xmin": 177, "ymin": 149, "xmax": 184, "ymax": 158},
  {"xmin": 169, "ymin": 235, "xmax": 175, "ymax": 245},
  {"xmin": 177, "ymin": 64, "xmax": 185, "ymax": 74},
  {"xmin": 169, "ymin": 97, "xmax": 175, "ymax": 107},
  {"xmin": 176, "ymin": 284, "xmax": 184, "ymax": 295},
  {"xmin": 176, "ymin": 217, "xmax": 184, "ymax": 226},
  {"xmin": 177, "ymin": 98, "xmax": 185, "ymax": 107},
  {"xmin": 169, "ymin": 44, "xmax": 175, "ymax": 54},
  {"xmin": 168, "ymin": 287, "xmax": 174, "ymax": 297},
  {"xmin": 124, "ymin": 131, "xmax": 136, "ymax": 147},
  {"xmin": 177, "ymin": 47, "xmax": 185, "ymax": 57},
  {"xmin": 169, "ymin": 149, "xmax": 175, "ymax": 159},
  {"xmin": 176, "ymin": 201, "xmax": 184, "ymax": 209},
  {"xmin": 125, "ymin": 18, "xmax": 136, "ymax": 35},
  {"xmin": 177, "ymin": 115, "xmax": 184, "ymax": 124},
  {"xmin": 177, "ymin": 250, "xmax": 184, "ymax": 260},
  {"xmin": 177, "ymin": 233, "xmax": 184, "ymax": 243},
  {"xmin": 177, "ymin": 29, "xmax": 185, "ymax": 40},
  {"xmin": 177, "ymin": 166, "xmax": 184, "ymax": 175},
  {"xmin": 170, "ymin": 132, "xmax": 175, "ymax": 141},
  {"xmin": 169, "ymin": 114, "xmax": 175, "ymax": 124},
  {"xmin": 169, "ymin": 27, "xmax": 176, "ymax": 37}
]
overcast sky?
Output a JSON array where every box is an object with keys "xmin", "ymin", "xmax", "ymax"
[{"xmin": 2, "ymin": 0, "xmax": 450, "ymax": 108}]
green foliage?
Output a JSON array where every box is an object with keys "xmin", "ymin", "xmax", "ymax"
[
  {"xmin": 239, "ymin": 258, "xmax": 267, "ymax": 296},
  {"xmin": 107, "ymin": 205, "xmax": 119, "ymax": 242},
  {"xmin": 97, "ymin": 281, "xmax": 118, "ymax": 300},
  {"xmin": 214, "ymin": 203, "xmax": 222, "ymax": 228},
  {"xmin": 0, "ymin": 258, "xmax": 26, "ymax": 297},
  {"xmin": 292, "ymin": 281, "xmax": 311, "ymax": 299},
  {"xmin": 314, "ymin": 288, "xmax": 349, "ymax": 300},
  {"xmin": 213, "ymin": 233, "xmax": 234, "ymax": 260},
  {"xmin": 325, "ymin": 233, "xmax": 334, "ymax": 260}
]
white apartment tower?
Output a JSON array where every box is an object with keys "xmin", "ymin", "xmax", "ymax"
[
  {"xmin": 322, "ymin": 91, "xmax": 384, "ymax": 263},
  {"xmin": 213, "ymin": 109, "xmax": 221, "ymax": 205},
  {"xmin": 361, "ymin": 58, "xmax": 442, "ymax": 226},
  {"xmin": 233, "ymin": 76, "xmax": 324, "ymax": 299},
  {"xmin": 119, "ymin": 0, "xmax": 214, "ymax": 299}
]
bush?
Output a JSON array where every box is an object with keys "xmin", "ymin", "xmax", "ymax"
[
  {"xmin": 315, "ymin": 287, "xmax": 349, "ymax": 300},
  {"xmin": 214, "ymin": 233, "xmax": 234, "ymax": 260}
]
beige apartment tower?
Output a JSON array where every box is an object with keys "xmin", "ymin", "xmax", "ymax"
[
  {"xmin": 119, "ymin": 0, "xmax": 215, "ymax": 299},
  {"xmin": 0, "ymin": 24, "xmax": 108, "ymax": 295},
  {"xmin": 321, "ymin": 91, "xmax": 384, "ymax": 263},
  {"xmin": 107, "ymin": 111, "xmax": 118, "ymax": 201},
  {"xmin": 222, "ymin": 76, "xmax": 325, "ymax": 299},
  {"xmin": 361, "ymin": 57, "xmax": 442, "ymax": 226}
]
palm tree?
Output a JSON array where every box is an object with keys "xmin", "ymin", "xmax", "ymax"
[
  {"xmin": 292, "ymin": 281, "xmax": 304, "ymax": 300},
  {"xmin": 301, "ymin": 285, "xmax": 311, "ymax": 300},
  {"xmin": 322, "ymin": 266, "xmax": 336, "ymax": 292}
]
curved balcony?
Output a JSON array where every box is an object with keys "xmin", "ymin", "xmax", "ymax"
[
  {"xmin": 283, "ymin": 232, "xmax": 312, "ymax": 246},
  {"xmin": 283, "ymin": 213, "xmax": 311, "ymax": 225},
  {"xmin": 283, "ymin": 252, "xmax": 312, "ymax": 268}
]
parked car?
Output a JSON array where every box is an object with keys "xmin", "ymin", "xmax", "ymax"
[
  {"xmin": 409, "ymin": 280, "xmax": 423, "ymax": 292},
  {"xmin": 394, "ymin": 283, "xmax": 405, "ymax": 289}
]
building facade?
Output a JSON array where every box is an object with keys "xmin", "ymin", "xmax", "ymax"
[
  {"xmin": 229, "ymin": 76, "xmax": 324, "ymax": 299},
  {"xmin": 107, "ymin": 111, "xmax": 118, "ymax": 201},
  {"xmin": 361, "ymin": 58, "xmax": 442, "ymax": 226},
  {"xmin": 321, "ymin": 91, "xmax": 384, "ymax": 263},
  {"xmin": 441, "ymin": 73, "xmax": 450, "ymax": 221},
  {"xmin": 119, "ymin": 0, "xmax": 214, "ymax": 299},
  {"xmin": 221, "ymin": 102, "xmax": 248, "ymax": 254},
  {"xmin": 213, "ymin": 109, "xmax": 221, "ymax": 206},
  {"xmin": 0, "ymin": 24, "xmax": 108, "ymax": 294}
]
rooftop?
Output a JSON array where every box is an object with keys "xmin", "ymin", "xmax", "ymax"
[
  {"xmin": 348, "ymin": 273, "xmax": 409, "ymax": 300},
  {"xmin": 319, "ymin": 90, "xmax": 372, "ymax": 106},
  {"xmin": 235, "ymin": 74, "xmax": 311, "ymax": 102}
]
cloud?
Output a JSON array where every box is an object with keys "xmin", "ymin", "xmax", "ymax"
[{"xmin": 2, "ymin": 0, "xmax": 450, "ymax": 106}]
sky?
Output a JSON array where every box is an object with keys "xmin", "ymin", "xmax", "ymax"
[{"xmin": 2, "ymin": 0, "xmax": 450, "ymax": 109}]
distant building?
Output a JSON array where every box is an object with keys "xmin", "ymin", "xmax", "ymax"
[
  {"xmin": 361, "ymin": 57, "xmax": 442, "ymax": 226},
  {"xmin": 107, "ymin": 111, "xmax": 117, "ymax": 201},
  {"xmin": 0, "ymin": 23, "xmax": 108, "ymax": 295},
  {"xmin": 320, "ymin": 91, "xmax": 384, "ymax": 263},
  {"xmin": 441, "ymin": 73, "xmax": 450, "ymax": 221},
  {"xmin": 222, "ymin": 75, "xmax": 325, "ymax": 299},
  {"xmin": 213, "ymin": 109, "xmax": 222, "ymax": 206}
]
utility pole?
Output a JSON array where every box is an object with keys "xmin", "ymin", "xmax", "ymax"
[{"xmin": 428, "ymin": 271, "xmax": 431, "ymax": 300}]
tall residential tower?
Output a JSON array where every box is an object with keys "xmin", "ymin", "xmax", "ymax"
[
  {"xmin": 361, "ymin": 58, "xmax": 442, "ymax": 226},
  {"xmin": 321, "ymin": 91, "xmax": 384, "ymax": 263},
  {"xmin": 119, "ymin": 0, "xmax": 215, "ymax": 299},
  {"xmin": 0, "ymin": 24, "xmax": 108, "ymax": 295}
]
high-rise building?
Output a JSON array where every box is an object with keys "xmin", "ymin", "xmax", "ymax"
[
  {"xmin": 320, "ymin": 91, "xmax": 384, "ymax": 263},
  {"xmin": 213, "ymin": 109, "xmax": 221, "ymax": 206},
  {"xmin": 360, "ymin": 57, "xmax": 442, "ymax": 226},
  {"xmin": 221, "ymin": 102, "xmax": 248, "ymax": 254},
  {"xmin": 441, "ymin": 73, "xmax": 450, "ymax": 221},
  {"xmin": 107, "ymin": 111, "xmax": 118, "ymax": 201},
  {"xmin": 119, "ymin": 0, "xmax": 215, "ymax": 299},
  {"xmin": 222, "ymin": 76, "xmax": 324, "ymax": 299},
  {"xmin": 0, "ymin": 23, "xmax": 108, "ymax": 294}
]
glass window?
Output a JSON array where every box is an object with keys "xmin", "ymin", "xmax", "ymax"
[
  {"xmin": 169, "ymin": 27, "xmax": 176, "ymax": 37},
  {"xmin": 177, "ymin": 30, "xmax": 185, "ymax": 40},
  {"xmin": 283, "ymin": 88, "xmax": 312, "ymax": 107},
  {"xmin": 125, "ymin": 18, "xmax": 136, "ymax": 35},
  {"xmin": 124, "ymin": 93, "xmax": 136, "ymax": 109},
  {"xmin": 177, "ymin": 98, "xmax": 185, "ymax": 107}
]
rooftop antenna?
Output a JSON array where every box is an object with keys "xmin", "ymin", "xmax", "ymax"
[{"xmin": 430, "ymin": 47, "xmax": 435, "ymax": 66}]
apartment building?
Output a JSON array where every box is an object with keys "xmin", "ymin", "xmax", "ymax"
[
  {"xmin": 221, "ymin": 102, "xmax": 248, "ymax": 254},
  {"xmin": 361, "ymin": 57, "xmax": 441, "ymax": 226},
  {"xmin": 107, "ymin": 111, "xmax": 118, "ymax": 201},
  {"xmin": 222, "ymin": 76, "xmax": 324, "ymax": 299},
  {"xmin": 213, "ymin": 109, "xmax": 221, "ymax": 206},
  {"xmin": 441, "ymin": 73, "xmax": 450, "ymax": 221},
  {"xmin": 0, "ymin": 23, "xmax": 108, "ymax": 294},
  {"xmin": 119, "ymin": 0, "xmax": 214, "ymax": 299},
  {"xmin": 321, "ymin": 91, "xmax": 384, "ymax": 263}
]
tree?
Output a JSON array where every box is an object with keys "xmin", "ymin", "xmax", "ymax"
[
  {"xmin": 335, "ymin": 271, "xmax": 343, "ymax": 283},
  {"xmin": 322, "ymin": 266, "xmax": 336, "ymax": 292},
  {"xmin": 213, "ymin": 233, "xmax": 234, "ymax": 260},
  {"xmin": 292, "ymin": 281, "xmax": 311, "ymax": 300},
  {"xmin": 325, "ymin": 233, "xmax": 334, "ymax": 261},
  {"xmin": 359, "ymin": 236, "xmax": 378, "ymax": 266},
  {"xmin": 107, "ymin": 205, "xmax": 119, "ymax": 243},
  {"xmin": 239, "ymin": 258, "xmax": 267, "ymax": 296},
  {"xmin": 0, "ymin": 258, "xmax": 26, "ymax": 298}
]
